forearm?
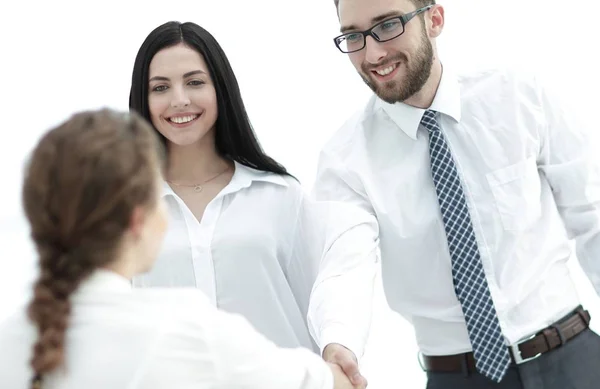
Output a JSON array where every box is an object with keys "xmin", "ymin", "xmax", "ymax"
[
  {"xmin": 307, "ymin": 204, "xmax": 379, "ymax": 359},
  {"xmin": 309, "ymin": 263, "xmax": 376, "ymax": 359}
]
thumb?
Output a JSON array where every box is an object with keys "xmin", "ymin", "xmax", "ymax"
[{"xmin": 337, "ymin": 354, "xmax": 367, "ymax": 388}]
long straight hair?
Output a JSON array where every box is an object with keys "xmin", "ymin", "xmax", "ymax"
[{"xmin": 129, "ymin": 21, "xmax": 290, "ymax": 176}]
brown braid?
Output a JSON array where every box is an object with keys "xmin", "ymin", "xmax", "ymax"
[{"xmin": 22, "ymin": 109, "xmax": 164, "ymax": 388}]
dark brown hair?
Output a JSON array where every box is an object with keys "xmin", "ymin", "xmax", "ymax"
[{"xmin": 22, "ymin": 108, "xmax": 164, "ymax": 388}]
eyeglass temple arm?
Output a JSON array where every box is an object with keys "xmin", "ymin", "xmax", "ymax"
[{"xmin": 402, "ymin": 4, "xmax": 435, "ymax": 23}]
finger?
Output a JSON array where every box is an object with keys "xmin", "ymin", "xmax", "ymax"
[
  {"xmin": 335, "ymin": 355, "xmax": 367, "ymax": 387},
  {"xmin": 354, "ymin": 375, "xmax": 368, "ymax": 388},
  {"xmin": 351, "ymin": 373, "xmax": 368, "ymax": 388}
]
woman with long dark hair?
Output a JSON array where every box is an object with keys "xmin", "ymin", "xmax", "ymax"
[
  {"xmin": 0, "ymin": 108, "xmax": 356, "ymax": 389},
  {"xmin": 128, "ymin": 20, "xmax": 378, "ymax": 380}
]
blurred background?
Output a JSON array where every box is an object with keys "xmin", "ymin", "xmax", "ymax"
[{"xmin": 0, "ymin": 0, "xmax": 598, "ymax": 387}]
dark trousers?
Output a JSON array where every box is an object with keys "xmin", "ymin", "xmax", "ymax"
[{"xmin": 426, "ymin": 329, "xmax": 600, "ymax": 389}]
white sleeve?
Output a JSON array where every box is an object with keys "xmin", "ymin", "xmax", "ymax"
[
  {"xmin": 307, "ymin": 146, "xmax": 380, "ymax": 360},
  {"xmin": 305, "ymin": 198, "xmax": 379, "ymax": 360},
  {"xmin": 210, "ymin": 309, "xmax": 334, "ymax": 389},
  {"xmin": 133, "ymin": 291, "xmax": 333, "ymax": 389},
  {"xmin": 536, "ymin": 76, "xmax": 600, "ymax": 294},
  {"xmin": 283, "ymin": 184, "xmax": 379, "ymax": 361}
]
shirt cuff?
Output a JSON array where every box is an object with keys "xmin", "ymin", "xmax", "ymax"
[{"xmin": 318, "ymin": 323, "xmax": 365, "ymax": 362}]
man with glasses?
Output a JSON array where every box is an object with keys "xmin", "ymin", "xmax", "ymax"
[{"xmin": 313, "ymin": 0, "xmax": 600, "ymax": 388}]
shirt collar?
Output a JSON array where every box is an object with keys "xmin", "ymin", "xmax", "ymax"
[
  {"xmin": 77, "ymin": 269, "xmax": 132, "ymax": 294},
  {"xmin": 162, "ymin": 160, "xmax": 288, "ymax": 198},
  {"xmin": 375, "ymin": 64, "xmax": 462, "ymax": 140}
]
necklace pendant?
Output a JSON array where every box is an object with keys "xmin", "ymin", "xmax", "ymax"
[{"xmin": 194, "ymin": 185, "xmax": 203, "ymax": 193}]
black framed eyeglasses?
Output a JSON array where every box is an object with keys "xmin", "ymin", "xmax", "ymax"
[{"xmin": 334, "ymin": 5, "xmax": 434, "ymax": 53}]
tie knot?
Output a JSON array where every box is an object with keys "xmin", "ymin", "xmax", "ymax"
[{"xmin": 421, "ymin": 109, "xmax": 439, "ymax": 132}]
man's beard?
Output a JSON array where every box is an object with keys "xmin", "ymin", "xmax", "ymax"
[{"xmin": 360, "ymin": 29, "xmax": 434, "ymax": 104}]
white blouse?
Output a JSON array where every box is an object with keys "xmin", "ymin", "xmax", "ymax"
[
  {"xmin": 133, "ymin": 162, "xmax": 379, "ymax": 359},
  {"xmin": 0, "ymin": 270, "xmax": 334, "ymax": 389}
]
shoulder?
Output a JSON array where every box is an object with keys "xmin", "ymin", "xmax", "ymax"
[
  {"xmin": 128, "ymin": 287, "xmax": 212, "ymax": 316},
  {"xmin": 269, "ymin": 175, "xmax": 307, "ymax": 221},
  {"xmin": 75, "ymin": 287, "xmax": 213, "ymax": 330},
  {"xmin": 114, "ymin": 289, "xmax": 220, "ymax": 349},
  {"xmin": 320, "ymin": 95, "xmax": 380, "ymax": 164},
  {"xmin": 457, "ymin": 65, "xmax": 542, "ymax": 100},
  {"xmin": 236, "ymin": 162, "xmax": 292, "ymax": 190},
  {"xmin": 240, "ymin": 165, "xmax": 306, "ymax": 207}
]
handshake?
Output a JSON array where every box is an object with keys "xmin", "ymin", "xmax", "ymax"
[{"xmin": 324, "ymin": 343, "xmax": 368, "ymax": 389}]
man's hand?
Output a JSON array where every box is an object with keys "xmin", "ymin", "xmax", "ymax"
[
  {"xmin": 323, "ymin": 343, "xmax": 367, "ymax": 388},
  {"xmin": 327, "ymin": 363, "xmax": 358, "ymax": 389}
]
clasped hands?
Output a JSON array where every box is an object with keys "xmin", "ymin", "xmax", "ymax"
[{"xmin": 324, "ymin": 343, "xmax": 368, "ymax": 389}]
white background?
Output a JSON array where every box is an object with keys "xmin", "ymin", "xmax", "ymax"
[{"xmin": 0, "ymin": 1, "xmax": 598, "ymax": 387}]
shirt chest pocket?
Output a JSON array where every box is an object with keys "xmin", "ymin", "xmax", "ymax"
[{"xmin": 485, "ymin": 156, "xmax": 542, "ymax": 232}]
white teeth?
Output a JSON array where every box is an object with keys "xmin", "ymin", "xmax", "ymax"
[
  {"xmin": 376, "ymin": 64, "xmax": 397, "ymax": 76},
  {"xmin": 169, "ymin": 115, "xmax": 198, "ymax": 124}
]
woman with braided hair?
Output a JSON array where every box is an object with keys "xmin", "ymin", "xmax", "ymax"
[{"xmin": 0, "ymin": 108, "xmax": 356, "ymax": 389}]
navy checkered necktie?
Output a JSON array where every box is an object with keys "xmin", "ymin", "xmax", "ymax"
[{"xmin": 422, "ymin": 109, "xmax": 511, "ymax": 382}]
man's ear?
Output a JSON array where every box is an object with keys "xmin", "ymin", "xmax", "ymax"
[{"xmin": 428, "ymin": 5, "xmax": 445, "ymax": 38}]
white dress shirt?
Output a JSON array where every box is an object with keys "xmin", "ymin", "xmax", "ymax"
[
  {"xmin": 133, "ymin": 162, "xmax": 379, "ymax": 359},
  {"xmin": 0, "ymin": 270, "xmax": 335, "ymax": 389},
  {"xmin": 313, "ymin": 65, "xmax": 600, "ymax": 356}
]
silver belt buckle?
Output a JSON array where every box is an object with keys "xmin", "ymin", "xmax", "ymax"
[{"xmin": 510, "ymin": 333, "xmax": 542, "ymax": 364}]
